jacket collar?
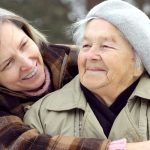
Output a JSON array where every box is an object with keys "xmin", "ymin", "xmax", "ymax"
[
  {"xmin": 45, "ymin": 75, "xmax": 87, "ymax": 111},
  {"xmin": 45, "ymin": 74, "xmax": 150, "ymax": 111},
  {"xmin": 129, "ymin": 73, "xmax": 150, "ymax": 100}
]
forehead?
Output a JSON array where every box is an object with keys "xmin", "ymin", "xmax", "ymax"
[
  {"xmin": 0, "ymin": 22, "xmax": 25, "ymax": 58},
  {"xmin": 0, "ymin": 21, "xmax": 24, "ymax": 44},
  {"xmin": 0, "ymin": 21, "xmax": 21, "ymax": 34},
  {"xmin": 84, "ymin": 19, "xmax": 124, "ymax": 40}
]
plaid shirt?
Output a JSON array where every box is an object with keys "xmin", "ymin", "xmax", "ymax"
[{"xmin": 0, "ymin": 44, "xmax": 110, "ymax": 150}]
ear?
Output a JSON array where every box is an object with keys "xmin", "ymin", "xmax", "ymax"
[{"xmin": 134, "ymin": 64, "xmax": 144, "ymax": 78}]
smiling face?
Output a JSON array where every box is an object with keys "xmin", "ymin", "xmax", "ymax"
[
  {"xmin": 0, "ymin": 21, "xmax": 45, "ymax": 92},
  {"xmin": 78, "ymin": 19, "xmax": 143, "ymax": 102}
]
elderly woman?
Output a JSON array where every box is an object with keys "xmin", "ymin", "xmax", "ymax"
[
  {"xmin": 24, "ymin": 0, "xmax": 150, "ymax": 149},
  {"xmin": 0, "ymin": 6, "xmax": 111, "ymax": 150}
]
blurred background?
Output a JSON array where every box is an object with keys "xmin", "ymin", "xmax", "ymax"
[{"xmin": 0, "ymin": 0, "xmax": 149, "ymax": 44}]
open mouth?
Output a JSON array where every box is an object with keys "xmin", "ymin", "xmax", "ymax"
[{"xmin": 22, "ymin": 65, "xmax": 38, "ymax": 80}]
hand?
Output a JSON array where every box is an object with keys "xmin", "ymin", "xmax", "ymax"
[{"xmin": 127, "ymin": 141, "xmax": 150, "ymax": 150}]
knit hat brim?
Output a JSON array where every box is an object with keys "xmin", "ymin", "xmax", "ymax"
[{"xmin": 86, "ymin": 0, "xmax": 150, "ymax": 74}]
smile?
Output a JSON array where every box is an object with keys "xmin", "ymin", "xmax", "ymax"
[
  {"xmin": 22, "ymin": 66, "xmax": 38, "ymax": 80},
  {"xmin": 86, "ymin": 68, "xmax": 105, "ymax": 71}
]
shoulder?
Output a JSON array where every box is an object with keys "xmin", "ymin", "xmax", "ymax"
[
  {"xmin": 24, "ymin": 76, "xmax": 80, "ymax": 127},
  {"xmin": 40, "ymin": 75, "xmax": 81, "ymax": 110},
  {"xmin": 49, "ymin": 44, "xmax": 79, "ymax": 86},
  {"xmin": 25, "ymin": 76, "xmax": 80, "ymax": 112}
]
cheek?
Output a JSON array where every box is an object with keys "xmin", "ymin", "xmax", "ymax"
[
  {"xmin": 30, "ymin": 43, "xmax": 42, "ymax": 58},
  {"xmin": 0, "ymin": 73, "xmax": 18, "ymax": 87},
  {"xmin": 102, "ymin": 56, "xmax": 120, "ymax": 77},
  {"xmin": 78, "ymin": 54, "xmax": 86, "ymax": 72},
  {"xmin": 31, "ymin": 47, "xmax": 44, "ymax": 66},
  {"xmin": 36, "ymin": 49, "xmax": 44, "ymax": 64},
  {"xmin": 106, "ymin": 57, "xmax": 132, "ymax": 79}
]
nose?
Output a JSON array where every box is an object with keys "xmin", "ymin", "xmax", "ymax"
[
  {"xmin": 19, "ymin": 56, "xmax": 33, "ymax": 71},
  {"xmin": 86, "ymin": 46, "xmax": 101, "ymax": 60}
]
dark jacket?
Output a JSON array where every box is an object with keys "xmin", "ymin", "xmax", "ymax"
[{"xmin": 0, "ymin": 44, "xmax": 109, "ymax": 150}]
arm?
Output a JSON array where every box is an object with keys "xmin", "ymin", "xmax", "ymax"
[{"xmin": 0, "ymin": 112, "xmax": 110, "ymax": 150}]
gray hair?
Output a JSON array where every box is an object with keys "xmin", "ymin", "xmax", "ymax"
[
  {"xmin": 0, "ymin": 8, "xmax": 48, "ymax": 50},
  {"xmin": 70, "ymin": 17, "xmax": 143, "ymax": 69}
]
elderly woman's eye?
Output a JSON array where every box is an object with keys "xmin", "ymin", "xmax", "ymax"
[
  {"xmin": 102, "ymin": 45, "xmax": 114, "ymax": 49},
  {"xmin": 81, "ymin": 44, "xmax": 91, "ymax": 51},
  {"xmin": 103, "ymin": 45, "xmax": 110, "ymax": 48},
  {"xmin": 82, "ymin": 44, "xmax": 90, "ymax": 48}
]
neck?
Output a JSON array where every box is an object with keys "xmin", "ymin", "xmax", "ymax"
[{"xmin": 92, "ymin": 78, "xmax": 139, "ymax": 106}]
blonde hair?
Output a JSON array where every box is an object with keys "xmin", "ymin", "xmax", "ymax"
[{"xmin": 0, "ymin": 8, "xmax": 49, "ymax": 50}]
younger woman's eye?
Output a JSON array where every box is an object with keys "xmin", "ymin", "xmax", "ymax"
[
  {"xmin": 2, "ymin": 59, "xmax": 14, "ymax": 71},
  {"xmin": 20, "ymin": 37, "xmax": 28, "ymax": 50},
  {"xmin": 21, "ymin": 40, "xmax": 27, "ymax": 48}
]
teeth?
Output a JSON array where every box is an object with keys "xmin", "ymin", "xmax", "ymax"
[{"xmin": 22, "ymin": 66, "xmax": 37, "ymax": 80}]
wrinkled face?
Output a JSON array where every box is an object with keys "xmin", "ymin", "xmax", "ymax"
[
  {"xmin": 0, "ymin": 22, "xmax": 45, "ymax": 92},
  {"xmin": 78, "ymin": 19, "xmax": 142, "ymax": 92}
]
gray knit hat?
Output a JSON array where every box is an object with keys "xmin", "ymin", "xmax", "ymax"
[{"xmin": 86, "ymin": 0, "xmax": 150, "ymax": 74}]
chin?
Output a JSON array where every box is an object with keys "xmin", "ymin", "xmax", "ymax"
[
  {"xmin": 36, "ymin": 78, "xmax": 45, "ymax": 88},
  {"xmin": 84, "ymin": 84, "xmax": 99, "ymax": 90},
  {"xmin": 83, "ymin": 80, "xmax": 107, "ymax": 89},
  {"xmin": 29, "ymin": 77, "xmax": 45, "ymax": 91}
]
